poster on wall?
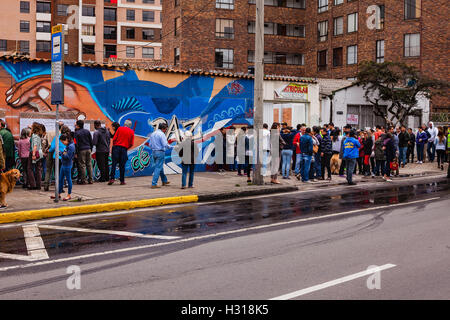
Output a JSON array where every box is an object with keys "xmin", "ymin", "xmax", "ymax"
[
  {"xmin": 346, "ymin": 114, "xmax": 359, "ymax": 125},
  {"xmin": 20, "ymin": 118, "xmax": 76, "ymax": 132}
]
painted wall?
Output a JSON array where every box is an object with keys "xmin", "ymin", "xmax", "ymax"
[{"xmin": 0, "ymin": 59, "xmax": 254, "ymax": 178}]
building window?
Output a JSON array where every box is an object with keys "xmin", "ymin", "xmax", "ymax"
[
  {"xmin": 377, "ymin": 5, "xmax": 385, "ymax": 29},
  {"xmin": 175, "ymin": 0, "xmax": 180, "ymax": 6},
  {"xmin": 317, "ymin": 20, "xmax": 328, "ymax": 42},
  {"xmin": 334, "ymin": 0, "xmax": 343, "ymax": 4},
  {"xmin": 127, "ymin": 9, "xmax": 135, "ymax": 21},
  {"xmin": 20, "ymin": 1, "xmax": 30, "ymax": 13},
  {"xmin": 104, "ymin": 45, "xmax": 117, "ymax": 58},
  {"xmin": 126, "ymin": 46, "xmax": 135, "ymax": 58},
  {"xmin": 334, "ymin": 16, "xmax": 343, "ymax": 35},
  {"xmin": 36, "ymin": 41, "xmax": 51, "ymax": 52},
  {"xmin": 215, "ymin": 48, "xmax": 234, "ymax": 69},
  {"xmin": 36, "ymin": 21, "xmax": 51, "ymax": 33},
  {"xmin": 104, "ymin": 26, "xmax": 117, "ymax": 40},
  {"xmin": 333, "ymin": 47, "xmax": 343, "ymax": 67},
  {"xmin": 216, "ymin": 19, "xmax": 234, "ymax": 39},
  {"xmin": 143, "ymin": 0, "xmax": 155, "ymax": 3},
  {"xmin": 126, "ymin": 28, "xmax": 135, "ymax": 39},
  {"xmin": 248, "ymin": 21, "xmax": 305, "ymax": 37},
  {"xmin": 376, "ymin": 40, "xmax": 384, "ymax": 63},
  {"xmin": 318, "ymin": 0, "xmax": 328, "ymax": 13},
  {"xmin": 404, "ymin": 33, "xmax": 420, "ymax": 57},
  {"xmin": 19, "ymin": 41, "xmax": 30, "ymax": 55},
  {"xmin": 216, "ymin": 0, "xmax": 234, "ymax": 10},
  {"xmin": 405, "ymin": 0, "xmax": 421, "ymax": 19},
  {"xmin": 143, "ymin": 47, "xmax": 154, "ymax": 59},
  {"xmin": 82, "ymin": 44, "xmax": 95, "ymax": 54},
  {"xmin": 36, "ymin": 1, "xmax": 51, "ymax": 13},
  {"xmin": 143, "ymin": 29, "xmax": 155, "ymax": 40},
  {"xmin": 143, "ymin": 11, "xmax": 155, "ymax": 22},
  {"xmin": 20, "ymin": 21, "xmax": 30, "ymax": 33},
  {"xmin": 64, "ymin": 43, "xmax": 69, "ymax": 55},
  {"xmin": 82, "ymin": 6, "xmax": 95, "ymax": 17},
  {"xmin": 317, "ymin": 50, "xmax": 327, "ymax": 71},
  {"xmin": 174, "ymin": 17, "xmax": 181, "ymax": 36},
  {"xmin": 0, "ymin": 40, "xmax": 7, "ymax": 51},
  {"xmin": 174, "ymin": 47, "xmax": 180, "ymax": 64},
  {"xmin": 104, "ymin": 8, "xmax": 117, "ymax": 21},
  {"xmin": 347, "ymin": 13, "xmax": 358, "ymax": 33},
  {"xmin": 57, "ymin": 4, "xmax": 68, "ymax": 16},
  {"xmin": 250, "ymin": 51, "xmax": 304, "ymax": 65},
  {"xmin": 248, "ymin": 0, "xmax": 306, "ymax": 8},
  {"xmin": 82, "ymin": 25, "xmax": 95, "ymax": 36},
  {"xmin": 347, "ymin": 45, "xmax": 357, "ymax": 64}
]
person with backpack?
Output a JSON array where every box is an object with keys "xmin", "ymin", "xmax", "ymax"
[{"xmin": 298, "ymin": 128, "xmax": 313, "ymax": 183}]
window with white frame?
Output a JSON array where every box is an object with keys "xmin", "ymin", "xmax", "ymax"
[
  {"xmin": 317, "ymin": 20, "xmax": 328, "ymax": 42},
  {"xmin": 215, "ymin": 48, "xmax": 234, "ymax": 69},
  {"xmin": 334, "ymin": 0, "xmax": 343, "ymax": 5},
  {"xmin": 216, "ymin": 19, "xmax": 234, "ymax": 39},
  {"xmin": 216, "ymin": 0, "xmax": 234, "ymax": 10},
  {"xmin": 143, "ymin": 47, "xmax": 154, "ymax": 59},
  {"xmin": 126, "ymin": 46, "xmax": 135, "ymax": 58},
  {"xmin": 347, "ymin": 45, "xmax": 357, "ymax": 64},
  {"xmin": 334, "ymin": 16, "xmax": 343, "ymax": 35},
  {"xmin": 376, "ymin": 40, "xmax": 384, "ymax": 63},
  {"xmin": 318, "ymin": 0, "xmax": 328, "ymax": 13},
  {"xmin": 347, "ymin": 13, "xmax": 358, "ymax": 33},
  {"xmin": 404, "ymin": 33, "xmax": 420, "ymax": 57}
]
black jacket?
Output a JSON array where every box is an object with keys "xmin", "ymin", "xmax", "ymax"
[
  {"xmin": 74, "ymin": 128, "xmax": 93, "ymax": 152},
  {"xmin": 93, "ymin": 127, "xmax": 110, "ymax": 153},
  {"xmin": 398, "ymin": 132, "xmax": 409, "ymax": 148}
]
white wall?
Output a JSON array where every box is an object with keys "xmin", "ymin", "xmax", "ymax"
[{"xmin": 331, "ymin": 85, "xmax": 430, "ymax": 129}]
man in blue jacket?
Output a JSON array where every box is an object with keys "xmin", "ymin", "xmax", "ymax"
[
  {"xmin": 343, "ymin": 130, "xmax": 361, "ymax": 185},
  {"xmin": 298, "ymin": 127, "xmax": 313, "ymax": 183}
]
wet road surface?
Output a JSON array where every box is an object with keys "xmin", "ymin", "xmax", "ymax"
[{"xmin": 0, "ymin": 179, "xmax": 450, "ymax": 299}]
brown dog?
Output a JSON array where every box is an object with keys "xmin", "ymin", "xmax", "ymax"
[
  {"xmin": 331, "ymin": 154, "xmax": 341, "ymax": 175},
  {"xmin": 0, "ymin": 169, "xmax": 21, "ymax": 208}
]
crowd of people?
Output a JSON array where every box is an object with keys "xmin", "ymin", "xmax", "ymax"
[
  {"xmin": 215, "ymin": 121, "xmax": 450, "ymax": 185},
  {"xmin": 3, "ymin": 119, "xmax": 134, "ymax": 203},
  {"xmin": 0, "ymin": 118, "xmax": 447, "ymax": 205}
]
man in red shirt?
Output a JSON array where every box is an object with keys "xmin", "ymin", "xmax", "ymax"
[{"xmin": 108, "ymin": 120, "xmax": 135, "ymax": 185}]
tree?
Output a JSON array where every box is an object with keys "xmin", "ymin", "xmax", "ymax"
[{"xmin": 355, "ymin": 61, "xmax": 448, "ymax": 127}]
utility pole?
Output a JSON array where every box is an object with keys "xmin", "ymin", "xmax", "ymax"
[{"xmin": 253, "ymin": 0, "xmax": 264, "ymax": 185}]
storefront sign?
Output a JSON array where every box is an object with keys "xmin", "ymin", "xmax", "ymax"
[
  {"xmin": 347, "ymin": 114, "xmax": 359, "ymax": 125},
  {"xmin": 275, "ymin": 83, "xmax": 308, "ymax": 101}
]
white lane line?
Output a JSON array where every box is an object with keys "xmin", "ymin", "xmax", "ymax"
[
  {"xmin": 0, "ymin": 225, "xmax": 49, "ymax": 262},
  {"xmin": 38, "ymin": 225, "xmax": 180, "ymax": 240},
  {"xmin": 270, "ymin": 264, "xmax": 397, "ymax": 300},
  {"xmin": 0, "ymin": 197, "xmax": 438, "ymax": 272}
]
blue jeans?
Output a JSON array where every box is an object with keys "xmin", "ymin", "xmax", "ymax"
[
  {"xmin": 111, "ymin": 146, "xmax": 128, "ymax": 182},
  {"xmin": 427, "ymin": 141, "xmax": 435, "ymax": 162},
  {"xmin": 345, "ymin": 158, "xmax": 357, "ymax": 184},
  {"xmin": 300, "ymin": 154, "xmax": 312, "ymax": 182},
  {"xmin": 399, "ymin": 147, "xmax": 407, "ymax": 165},
  {"xmin": 181, "ymin": 164, "xmax": 195, "ymax": 187},
  {"xmin": 59, "ymin": 166, "xmax": 72, "ymax": 195},
  {"xmin": 295, "ymin": 153, "xmax": 301, "ymax": 175},
  {"xmin": 281, "ymin": 149, "xmax": 293, "ymax": 178},
  {"xmin": 375, "ymin": 160, "xmax": 386, "ymax": 176},
  {"xmin": 313, "ymin": 153, "xmax": 321, "ymax": 178},
  {"xmin": 417, "ymin": 144, "xmax": 424, "ymax": 162},
  {"xmin": 151, "ymin": 150, "xmax": 168, "ymax": 186}
]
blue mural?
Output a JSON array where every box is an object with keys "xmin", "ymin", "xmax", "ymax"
[{"xmin": 0, "ymin": 59, "xmax": 254, "ymax": 179}]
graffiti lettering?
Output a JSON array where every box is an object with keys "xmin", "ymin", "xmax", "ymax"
[{"xmin": 131, "ymin": 146, "xmax": 151, "ymax": 173}]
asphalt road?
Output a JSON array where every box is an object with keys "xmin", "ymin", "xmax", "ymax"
[{"xmin": 0, "ymin": 178, "xmax": 449, "ymax": 300}]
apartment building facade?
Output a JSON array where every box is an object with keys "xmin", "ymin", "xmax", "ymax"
[
  {"xmin": 0, "ymin": 0, "xmax": 162, "ymax": 63},
  {"xmin": 162, "ymin": 0, "xmax": 449, "ymax": 112}
]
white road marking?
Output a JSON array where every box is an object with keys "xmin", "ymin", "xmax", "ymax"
[
  {"xmin": 269, "ymin": 264, "xmax": 397, "ymax": 300},
  {"xmin": 38, "ymin": 224, "xmax": 180, "ymax": 240},
  {"xmin": 0, "ymin": 225, "xmax": 49, "ymax": 262},
  {"xmin": 0, "ymin": 197, "xmax": 438, "ymax": 272}
]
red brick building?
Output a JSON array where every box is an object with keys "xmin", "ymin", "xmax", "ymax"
[{"xmin": 162, "ymin": 0, "xmax": 449, "ymax": 112}]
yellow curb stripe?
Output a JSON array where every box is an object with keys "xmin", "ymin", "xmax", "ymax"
[{"xmin": 0, "ymin": 195, "xmax": 199, "ymax": 224}]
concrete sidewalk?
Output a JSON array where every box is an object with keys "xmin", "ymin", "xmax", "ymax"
[{"xmin": 0, "ymin": 161, "xmax": 447, "ymax": 223}]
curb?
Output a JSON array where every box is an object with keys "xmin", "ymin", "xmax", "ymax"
[
  {"xmin": 0, "ymin": 195, "xmax": 199, "ymax": 225},
  {"xmin": 197, "ymin": 186, "xmax": 298, "ymax": 202}
]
